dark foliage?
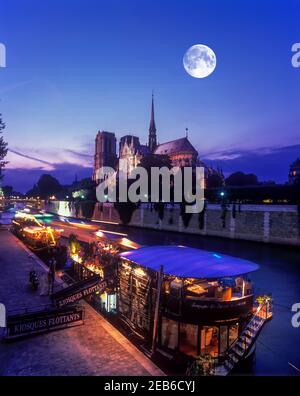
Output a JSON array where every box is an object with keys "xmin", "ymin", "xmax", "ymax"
[
  {"xmin": 205, "ymin": 184, "xmax": 300, "ymax": 204},
  {"xmin": 180, "ymin": 203, "xmax": 193, "ymax": 228},
  {"xmin": 80, "ymin": 200, "xmax": 96, "ymax": 219},
  {"xmin": 0, "ymin": 113, "xmax": 8, "ymax": 181},
  {"xmin": 232, "ymin": 203, "xmax": 236, "ymax": 218},
  {"xmin": 226, "ymin": 171, "xmax": 258, "ymax": 187},
  {"xmin": 206, "ymin": 173, "xmax": 224, "ymax": 188},
  {"xmin": 154, "ymin": 202, "xmax": 165, "ymax": 221},
  {"xmin": 114, "ymin": 202, "xmax": 138, "ymax": 225},
  {"xmin": 26, "ymin": 174, "xmax": 62, "ymax": 199},
  {"xmin": 198, "ymin": 201, "xmax": 206, "ymax": 230},
  {"xmin": 220, "ymin": 201, "xmax": 228, "ymax": 228}
]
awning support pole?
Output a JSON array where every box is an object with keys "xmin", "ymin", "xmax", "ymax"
[{"xmin": 151, "ymin": 265, "xmax": 163, "ymax": 356}]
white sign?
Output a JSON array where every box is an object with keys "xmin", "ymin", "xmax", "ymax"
[{"xmin": 0, "ymin": 303, "xmax": 6, "ymax": 327}]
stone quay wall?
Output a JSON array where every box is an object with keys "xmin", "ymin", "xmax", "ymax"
[{"xmin": 46, "ymin": 201, "xmax": 300, "ymax": 247}]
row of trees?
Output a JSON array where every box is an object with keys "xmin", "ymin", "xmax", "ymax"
[
  {"xmin": 0, "ymin": 113, "xmax": 8, "ymax": 184},
  {"xmin": 25, "ymin": 174, "xmax": 95, "ymax": 200},
  {"xmin": 206, "ymin": 171, "xmax": 260, "ymax": 188}
]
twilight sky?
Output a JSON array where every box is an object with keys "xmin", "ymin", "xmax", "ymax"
[{"xmin": 0, "ymin": 0, "xmax": 300, "ymax": 192}]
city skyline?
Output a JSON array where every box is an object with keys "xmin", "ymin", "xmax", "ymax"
[{"xmin": 0, "ymin": 0, "xmax": 300, "ymax": 191}]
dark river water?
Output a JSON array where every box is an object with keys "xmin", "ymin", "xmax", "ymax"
[{"xmin": 58, "ymin": 217, "xmax": 300, "ymax": 376}]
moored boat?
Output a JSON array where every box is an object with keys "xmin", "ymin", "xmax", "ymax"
[
  {"xmin": 65, "ymin": 238, "xmax": 272, "ymax": 375},
  {"xmin": 11, "ymin": 211, "xmax": 64, "ymax": 252}
]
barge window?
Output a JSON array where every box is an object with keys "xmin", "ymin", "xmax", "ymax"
[
  {"xmin": 219, "ymin": 326, "xmax": 228, "ymax": 354},
  {"xmin": 161, "ymin": 317, "xmax": 178, "ymax": 350},
  {"xmin": 229, "ymin": 324, "xmax": 239, "ymax": 347},
  {"xmin": 200, "ymin": 327, "xmax": 219, "ymax": 357},
  {"xmin": 179, "ymin": 323, "xmax": 198, "ymax": 356}
]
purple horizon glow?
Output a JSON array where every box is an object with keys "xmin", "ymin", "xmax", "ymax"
[{"xmin": 4, "ymin": 143, "xmax": 300, "ymax": 193}]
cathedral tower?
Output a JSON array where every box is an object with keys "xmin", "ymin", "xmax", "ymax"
[{"xmin": 93, "ymin": 131, "xmax": 117, "ymax": 182}]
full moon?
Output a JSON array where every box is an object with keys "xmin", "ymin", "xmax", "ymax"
[{"xmin": 183, "ymin": 44, "xmax": 217, "ymax": 78}]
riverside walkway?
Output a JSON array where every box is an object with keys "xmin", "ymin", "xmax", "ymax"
[{"xmin": 0, "ymin": 228, "xmax": 163, "ymax": 376}]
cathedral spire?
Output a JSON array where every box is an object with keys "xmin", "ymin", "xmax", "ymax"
[{"xmin": 148, "ymin": 93, "xmax": 157, "ymax": 152}]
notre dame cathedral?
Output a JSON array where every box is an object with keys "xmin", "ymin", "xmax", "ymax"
[{"xmin": 92, "ymin": 95, "xmax": 199, "ymax": 183}]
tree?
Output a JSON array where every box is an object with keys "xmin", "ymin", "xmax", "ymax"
[
  {"xmin": 206, "ymin": 173, "xmax": 224, "ymax": 188},
  {"xmin": 26, "ymin": 174, "xmax": 62, "ymax": 198},
  {"xmin": 289, "ymin": 158, "xmax": 300, "ymax": 185},
  {"xmin": 0, "ymin": 113, "xmax": 8, "ymax": 181},
  {"xmin": 225, "ymin": 171, "xmax": 258, "ymax": 187},
  {"xmin": 2, "ymin": 185, "xmax": 13, "ymax": 196}
]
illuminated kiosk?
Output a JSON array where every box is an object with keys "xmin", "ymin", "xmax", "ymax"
[
  {"xmin": 69, "ymin": 230, "xmax": 140, "ymax": 315},
  {"xmin": 118, "ymin": 245, "xmax": 268, "ymax": 371}
]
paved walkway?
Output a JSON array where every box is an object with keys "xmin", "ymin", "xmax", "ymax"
[{"xmin": 0, "ymin": 229, "xmax": 163, "ymax": 376}]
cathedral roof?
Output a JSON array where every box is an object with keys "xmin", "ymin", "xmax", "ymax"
[{"xmin": 154, "ymin": 137, "xmax": 198, "ymax": 156}]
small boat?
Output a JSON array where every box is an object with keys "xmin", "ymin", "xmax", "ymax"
[{"xmin": 11, "ymin": 211, "xmax": 63, "ymax": 251}]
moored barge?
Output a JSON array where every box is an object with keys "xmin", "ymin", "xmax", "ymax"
[
  {"xmin": 67, "ymin": 236, "xmax": 272, "ymax": 375},
  {"xmin": 118, "ymin": 245, "xmax": 272, "ymax": 375},
  {"xmin": 11, "ymin": 211, "xmax": 64, "ymax": 252}
]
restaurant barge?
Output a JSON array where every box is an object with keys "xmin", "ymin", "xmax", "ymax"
[
  {"xmin": 118, "ymin": 246, "xmax": 271, "ymax": 374},
  {"xmin": 69, "ymin": 236, "xmax": 272, "ymax": 375}
]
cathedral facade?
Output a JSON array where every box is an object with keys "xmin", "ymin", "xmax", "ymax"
[{"xmin": 92, "ymin": 96, "xmax": 199, "ymax": 183}]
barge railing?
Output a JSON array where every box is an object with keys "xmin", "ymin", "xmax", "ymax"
[{"xmin": 215, "ymin": 301, "xmax": 272, "ymax": 376}]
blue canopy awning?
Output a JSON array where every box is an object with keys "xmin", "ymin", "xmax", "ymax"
[{"xmin": 119, "ymin": 245, "xmax": 259, "ymax": 279}]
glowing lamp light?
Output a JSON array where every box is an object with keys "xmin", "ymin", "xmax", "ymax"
[
  {"xmin": 134, "ymin": 267, "xmax": 146, "ymax": 277},
  {"xmin": 91, "ymin": 220, "xmax": 119, "ymax": 225},
  {"xmin": 96, "ymin": 229, "xmax": 127, "ymax": 237},
  {"xmin": 220, "ymin": 191, "xmax": 225, "ymax": 197},
  {"xmin": 95, "ymin": 230, "xmax": 105, "ymax": 238},
  {"xmin": 120, "ymin": 238, "xmax": 137, "ymax": 249},
  {"xmin": 23, "ymin": 226, "xmax": 42, "ymax": 234},
  {"xmin": 213, "ymin": 253, "xmax": 222, "ymax": 259},
  {"xmin": 71, "ymin": 254, "xmax": 82, "ymax": 264}
]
